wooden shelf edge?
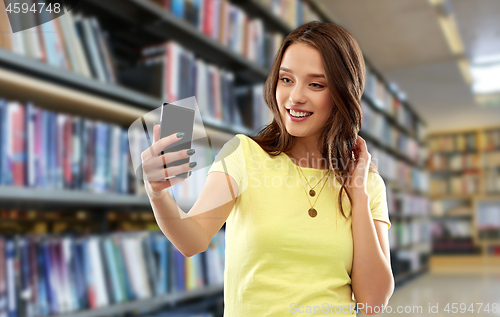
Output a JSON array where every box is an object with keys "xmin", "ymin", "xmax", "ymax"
[
  {"xmin": 0, "ymin": 66, "xmax": 251, "ymax": 145},
  {"xmin": 0, "ymin": 186, "xmax": 151, "ymax": 208},
  {"xmin": 49, "ymin": 283, "xmax": 224, "ymax": 317}
]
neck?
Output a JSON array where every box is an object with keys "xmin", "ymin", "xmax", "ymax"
[{"xmin": 287, "ymin": 135, "xmax": 327, "ymax": 169}]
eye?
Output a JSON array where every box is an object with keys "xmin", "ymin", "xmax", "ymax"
[{"xmin": 279, "ymin": 77, "xmax": 324, "ymax": 89}]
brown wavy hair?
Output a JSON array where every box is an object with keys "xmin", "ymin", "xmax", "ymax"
[{"xmin": 248, "ymin": 21, "xmax": 378, "ymax": 219}]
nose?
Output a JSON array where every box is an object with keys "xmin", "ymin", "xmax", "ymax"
[{"xmin": 289, "ymin": 84, "xmax": 307, "ymax": 105}]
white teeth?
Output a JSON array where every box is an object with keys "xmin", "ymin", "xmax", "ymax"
[{"xmin": 289, "ymin": 109, "xmax": 312, "ymax": 117}]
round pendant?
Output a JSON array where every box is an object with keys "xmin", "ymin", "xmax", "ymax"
[
  {"xmin": 308, "ymin": 208, "xmax": 317, "ymax": 218},
  {"xmin": 309, "ymin": 189, "xmax": 315, "ymax": 197}
]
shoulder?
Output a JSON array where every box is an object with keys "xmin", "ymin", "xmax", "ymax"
[
  {"xmin": 233, "ymin": 134, "xmax": 278, "ymax": 160},
  {"xmin": 222, "ymin": 134, "xmax": 247, "ymax": 149},
  {"xmin": 233, "ymin": 134, "xmax": 262, "ymax": 154},
  {"xmin": 368, "ymin": 171, "xmax": 385, "ymax": 186},
  {"xmin": 233, "ymin": 133, "xmax": 247, "ymax": 142},
  {"xmin": 366, "ymin": 172, "xmax": 386, "ymax": 198},
  {"xmin": 217, "ymin": 134, "xmax": 254, "ymax": 162},
  {"xmin": 234, "ymin": 133, "xmax": 253, "ymax": 145}
]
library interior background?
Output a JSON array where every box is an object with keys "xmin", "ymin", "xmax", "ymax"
[{"xmin": 1, "ymin": 0, "xmax": 500, "ymax": 316}]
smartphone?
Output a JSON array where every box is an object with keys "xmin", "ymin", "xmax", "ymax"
[{"xmin": 159, "ymin": 103, "xmax": 196, "ymax": 178}]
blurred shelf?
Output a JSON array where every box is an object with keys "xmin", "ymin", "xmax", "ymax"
[
  {"xmin": 430, "ymin": 194, "xmax": 500, "ymax": 200},
  {"xmin": 431, "ymin": 215, "xmax": 473, "ymax": 220},
  {"xmin": 393, "ymin": 241, "xmax": 432, "ymax": 252},
  {"xmin": 0, "ymin": 186, "xmax": 151, "ymax": 209},
  {"xmin": 0, "ymin": 0, "xmax": 427, "ymax": 149},
  {"xmin": 428, "ymin": 168, "xmax": 481, "ymax": 174},
  {"xmin": 0, "ymin": 49, "xmax": 160, "ymax": 112},
  {"xmin": 81, "ymin": 0, "xmax": 269, "ymax": 83},
  {"xmin": 394, "ymin": 264, "xmax": 429, "ymax": 286},
  {"xmin": 0, "ymin": 63, "xmax": 253, "ymax": 144},
  {"xmin": 48, "ymin": 283, "xmax": 224, "ymax": 317},
  {"xmin": 390, "ymin": 213, "xmax": 430, "ymax": 220},
  {"xmin": 362, "ymin": 93, "xmax": 425, "ymax": 146},
  {"xmin": 430, "ymin": 194, "xmax": 478, "ymax": 200},
  {"xmin": 430, "ymin": 254, "xmax": 500, "ymax": 274},
  {"xmin": 431, "ymin": 254, "xmax": 500, "ymax": 263},
  {"xmin": 478, "ymin": 239, "xmax": 500, "ymax": 245},
  {"xmin": 401, "ymin": 99, "xmax": 427, "ymax": 129},
  {"xmin": 431, "ymin": 237, "xmax": 481, "ymax": 256},
  {"xmin": 428, "ymin": 149, "xmax": 479, "ymax": 155},
  {"xmin": 360, "ymin": 130, "xmax": 423, "ymax": 169},
  {"xmin": 230, "ymin": 0, "xmax": 292, "ymax": 34},
  {"xmin": 385, "ymin": 179, "xmax": 428, "ymax": 196}
]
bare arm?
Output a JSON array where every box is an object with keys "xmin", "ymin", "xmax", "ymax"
[
  {"xmin": 145, "ymin": 171, "xmax": 238, "ymax": 257},
  {"xmin": 143, "ymin": 124, "xmax": 239, "ymax": 257},
  {"xmin": 351, "ymin": 194, "xmax": 394, "ymax": 316}
]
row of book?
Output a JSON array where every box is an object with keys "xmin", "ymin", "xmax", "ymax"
[
  {"xmin": 361, "ymin": 99, "xmax": 422, "ymax": 164},
  {"xmin": 0, "ymin": 100, "xmax": 132, "ymax": 193},
  {"xmin": 431, "ymin": 220, "xmax": 472, "ymax": 239},
  {"xmin": 368, "ymin": 142, "xmax": 429, "ymax": 193},
  {"xmin": 484, "ymin": 170, "xmax": 500, "ymax": 194},
  {"xmin": 144, "ymin": 312, "xmax": 212, "ymax": 317},
  {"xmin": 0, "ymin": 208, "xmax": 168, "ymax": 237},
  {"xmin": 485, "ymin": 245, "xmax": 500, "ymax": 256},
  {"xmin": 234, "ymin": 84, "xmax": 273, "ymax": 132},
  {"xmin": 430, "ymin": 200, "xmax": 472, "ymax": 218},
  {"xmin": 394, "ymin": 249, "xmax": 428, "ymax": 273},
  {"xmin": 388, "ymin": 220, "xmax": 432, "ymax": 251},
  {"xmin": 427, "ymin": 152, "xmax": 480, "ymax": 171},
  {"xmin": 256, "ymin": 0, "xmax": 321, "ymax": 30},
  {"xmin": 476, "ymin": 202, "xmax": 500, "ymax": 230},
  {"xmin": 121, "ymin": 41, "xmax": 271, "ymax": 131},
  {"xmin": 0, "ymin": 97, "xmax": 246, "ymax": 200},
  {"xmin": 145, "ymin": 0, "xmax": 286, "ymax": 70},
  {"xmin": 478, "ymin": 229, "xmax": 500, "ymax": 240},
  {"xmin": 428, "ymin": 133, "xmax": 477, "ymax": 153},
  {"xmin": 481, "ymin": 129, "xmax": 500, "ymax": 151},
  {"xmin": 386, "ymin": 188, "xmax": 430, "ymax": 217},
  {"xmin": 0, "ymin": 3, "xmax": 116, "ymax": 83},
  {"xmin": 0, "ymin": 230, "xmax": 225, "ymax": 317},
  {"xmin": 364, "ymin": 66, "xmax": 423, "ymax": 140},
  {"xmin": 430, "ymin": 172, "xmax": 481, "ymax": 196},
  {"xmin": 432, "ymin": 237, "xmax": 478, "ymax": 255},
  {"xmin": 484, "ymin": 151, "xmax": 500, "ymax": 168}
]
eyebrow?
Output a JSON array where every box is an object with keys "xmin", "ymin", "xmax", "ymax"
[{"xmin": 279, "ymin": 67, "xmax": 325, "ymax": 79}]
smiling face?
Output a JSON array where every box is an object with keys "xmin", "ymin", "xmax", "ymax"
[{"xmin": 276, "ymin": 42, "xmax": 334, "ymax": 139}]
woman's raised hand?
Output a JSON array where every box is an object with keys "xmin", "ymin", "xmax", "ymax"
[
  {"xmin": 346, "ymin": 135, "xmax": 371, "ymax": 197},
  {"xmin": 140, "ymin": 123, "xmax": 196, "ymax": 194}
]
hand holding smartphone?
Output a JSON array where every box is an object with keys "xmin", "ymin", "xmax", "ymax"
[{"xmin": 159, "ymin": 103, "xmax": 196, "ymax": 178}]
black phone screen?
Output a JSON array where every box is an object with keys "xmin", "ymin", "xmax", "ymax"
[{"xmin": 159, "ymin": 103, "xmax": 195, "ymax": 178}]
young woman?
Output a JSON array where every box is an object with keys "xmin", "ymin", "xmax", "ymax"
[{"xmin": 141, "ymin": 21, "xmax": 393, "ymax": 316}]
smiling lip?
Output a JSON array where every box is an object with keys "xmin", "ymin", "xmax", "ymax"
[
  {"xmin": 286, "ymin": 107, "xmax": 314, "ymax": 114},
  {"xmin": 286, "ymin": 107, "xmax": 313, "ymax": 122}
]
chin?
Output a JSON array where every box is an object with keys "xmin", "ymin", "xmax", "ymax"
[{"xmin": 284, "ymin": 126, "xmax": 308, "ymax": 138}]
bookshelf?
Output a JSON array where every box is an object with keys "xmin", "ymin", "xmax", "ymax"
[
  {"xmin": 428, "ymin": 125, "xmax": 500, "ymax": 262},
  {"xmin": 0, "ymin": 0, "xmax": 430, "ymax": 316},
  {"xmin": 45, "ymin": 284, "xmax": 224, "ymax": 317}
]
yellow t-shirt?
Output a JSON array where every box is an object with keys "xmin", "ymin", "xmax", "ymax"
[{"xmin": 207, "ymin": 134, "xmax": 391, "ymax": 317}]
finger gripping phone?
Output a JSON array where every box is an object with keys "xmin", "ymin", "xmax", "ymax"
[{"xmin": 159, "ymin": 103, "xmax": 195, "ymax": 178}]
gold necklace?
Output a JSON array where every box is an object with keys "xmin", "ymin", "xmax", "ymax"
[
  {"xmin": 296, "ymin": 165, "xmax": 330, "ymax": 196},
  {"xmin": 295, "ymin": 165, "xmax": 331, "ymax": 217}
]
